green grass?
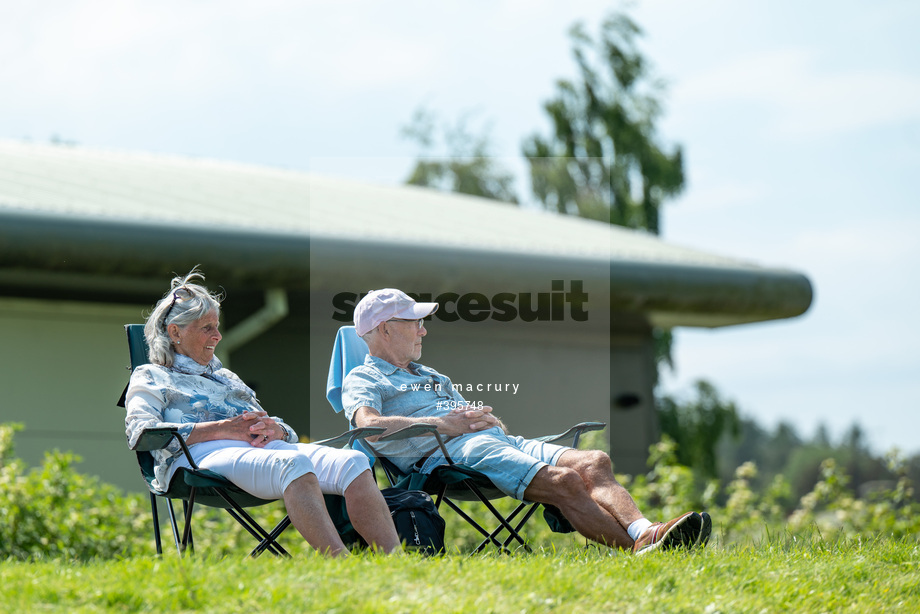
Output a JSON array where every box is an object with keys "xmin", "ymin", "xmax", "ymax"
[
  {"xmin": 2, "ymin": 536, "xmax": 918, "ymax": 613},
  {"xmin": 4, "ymin": 426, "xmax": 918, "ymax": 611}
]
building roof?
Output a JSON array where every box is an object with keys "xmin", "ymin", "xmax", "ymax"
[{"xmin": 0, "ymin": 139, "xmax": 812, "ymax": 328}]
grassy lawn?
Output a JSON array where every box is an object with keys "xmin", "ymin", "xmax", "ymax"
[
  {"xmin": 2, "ymin": 536, "xmax": 918, "ymax": 613},
  {"xmin": 4, "ymin": 425, "xmax": 918, "ymax": 612}
]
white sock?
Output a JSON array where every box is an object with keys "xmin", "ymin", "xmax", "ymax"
[{"xmin": 627, "ymin": 518, "xmax": 653, "ymax": 541}]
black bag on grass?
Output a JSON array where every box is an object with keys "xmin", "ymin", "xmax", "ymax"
[
  {"xmin": 327, "ymin": 487, "xmax": 445, "ymax": 555},
  {"xmin": 383, "ymin": 487, "xmax": 445, "ymax": 555}
]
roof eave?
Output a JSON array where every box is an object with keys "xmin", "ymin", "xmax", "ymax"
[{"xmin": 0, "ymin": 209, "xmax": 813, "ymax": 327}]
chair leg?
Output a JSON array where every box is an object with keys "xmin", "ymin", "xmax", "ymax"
[
  {"xmin": 440, "ymin": 497, "xmax": 506, "ymax": 550},
  {"xmin": 182, "ymin": 494, "xmax": 196, "ymax": 554},
  {"xmin": 158, "ymin": 487, "xmax": 292, "ymax": 558},
  {"xmin": 474, "ymin": 504, "xmax": 527, "ymax": 553},
  {"xmin": 182, "ymin": 498, "xmax": 195, "ymax": 553},
  {"xmin": 432, "ymin": 480, "xmax": 529, "ymax": 554},
  {"xmin": 149, "ymin": 492, "xmax": 163, "ymax": 556},
  {"xmin": 472, "ymin": 509, "xmax": 534, "ymax": 555},
  {"xmin": 165, "ymin": 499, "xmax": 183, "ymax": 556},
  {"xmin": 466, "ymin": 480, "xmax": 530, "ymax": 550},
  {"xmin": 490, "ymin": 502, "xmax": 539, "ymax": 553},
  {"xmin": 152, "ymin": 488, "xmax": 291, "ymax": 558},
  {"xmin": 431, "ymin": 482, "xmax": 505, "ymax": 549},
  {"xmin": 248, "ymin": 516, "xmax": 292, "ymax": 558},
  {"xmin": 475, "ymin": 502, "xmax": 530, "ymax": 553},
  {"xmin": 218, "ymin": 506, "xmax": 290, "ymax": 557},
  {"xmin": 209, "ymin": 489, "xmax": 291, "ymax": 558}
]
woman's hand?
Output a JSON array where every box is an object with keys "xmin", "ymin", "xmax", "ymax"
[
  {"xmin": 186, "ymin": 411, "xmax": 286, "ymax": 447},
  {"xmin": 239, "ymin": 411, "xmax": 285, "ymax": 447}
]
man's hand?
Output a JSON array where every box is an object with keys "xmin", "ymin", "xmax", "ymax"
[
  {"xmin": 454, "ymin": 405, "xmax": 499, "ymax": 430},
  {"xmin": 440, "ymin": 405, "xmax": 504, "ymax": 435},
  {"xmin": 352, "ymin": 404, "xmax": 508, "ymax": 440}
]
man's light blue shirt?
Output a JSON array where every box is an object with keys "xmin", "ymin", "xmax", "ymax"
[{"xmin": 342, "ymin": 354, "xmax": 467, "ymax": 473}]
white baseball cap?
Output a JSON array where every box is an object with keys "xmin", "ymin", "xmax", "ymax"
[{"xmin": 354, "ymin": 288, "xmax": 439, "ymax": 336}]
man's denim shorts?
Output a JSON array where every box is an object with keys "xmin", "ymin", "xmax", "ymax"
[{"xmin": 419, "ymin": 426, "xmax": 570, "ymax": 500}]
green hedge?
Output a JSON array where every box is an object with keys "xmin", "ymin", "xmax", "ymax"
[{"xmin": 2, "ymin": 423, "xmax": 917, "ymax": 561}]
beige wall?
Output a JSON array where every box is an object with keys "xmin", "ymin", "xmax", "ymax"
[
  {"xmin": 0, "ymin": 298, "xmax": 151, "ymax": 492},
  {"xmin": 0, "ymin": 291, "xmax": 657, "ymax": 493},
  {"xmin": 608, "ymin": 334, "xmax": 660, "ymax": 475}
]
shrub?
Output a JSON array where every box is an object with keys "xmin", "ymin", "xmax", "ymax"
[
  {"xmin": 789, "ymin": 453, "xmax": 920, "ymax": 539},
  {"xmin": 2, "ymin": 421, "xmax": 917, "ymax": 560},
  {"xmin": 0, "ymin": 423, "xmax": 149, "ymax": 560},
  {"xmin": 0, "ymin": 423, "xmax": 301, "ymax": 560}
]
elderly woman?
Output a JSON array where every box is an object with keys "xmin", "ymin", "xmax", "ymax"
[{"xmin": 125, "ymin": 269, "xmax": 399, "ymax": 557}]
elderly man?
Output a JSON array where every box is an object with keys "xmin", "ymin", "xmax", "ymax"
[{"xmin": 341, "ymin": 288, "xmax": 711, "ymax": 554}]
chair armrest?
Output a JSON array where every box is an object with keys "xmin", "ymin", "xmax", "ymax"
[
  {"xmin": 378, "ymin": 423, "xmax": 458, "ymax": 465},
  {"xmin": 377, "ymin": 423, "xmax": 439, "ymax": 442},
  {"xmin": 131, "ymin": 426, "xmax": 199, "ymax": 470},
  {"xmin": 314, "ymin": 426, "xmax": 386, "ymax": 448},
  {"xmin": 131, "ymin": 427, "xmax": 179, "ymax": 452},
  {"xmin": 538, "ymin": 421, "xmax": 607, "ymax": 447}
]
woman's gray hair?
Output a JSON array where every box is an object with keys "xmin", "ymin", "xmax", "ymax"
[{"xmin": 144, "ymin": 267, "xmax": 223, "ymax": 366}]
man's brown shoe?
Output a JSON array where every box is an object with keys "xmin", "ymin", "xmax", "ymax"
[
  {"xmin": 697, "ymin": 512, "xmax": 712, "ymax": 547},
  {"xmin": 633, "ymin": 512, "xmax": 701, "ymax": 555}
]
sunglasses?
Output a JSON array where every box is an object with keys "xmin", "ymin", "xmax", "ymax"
[
  {"xmin": 387, "ymin": 318, "xmax": 426, "ymax": 329},
  {"xmin": 162, "ymin": 286, "xmax": 193, "ymax": 325}
]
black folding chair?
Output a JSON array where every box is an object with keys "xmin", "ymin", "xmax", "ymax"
[
  {"xmin": 373, "ymin": 421, "xmax": 605, "ymax": 553},
  {"xmin": 325, "ymin": 325, "xmax": 607, "ymax": 553},
  {"xmin": 119, "ymin": 323, "xmax": 383, "ymax": 557}
]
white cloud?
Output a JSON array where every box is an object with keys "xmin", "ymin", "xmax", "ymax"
[
  {"xmin": 676, "ymin": 47, "xmax": 920, "ymax": 140},
  {"xmin": 784, "ymin": 217, "xmax": 920, "ymax": 276},
  {"xmin": 303, "ymin": 35, "xmax": 438, "ymax": 93},
  {"xmin": 674, "ymin": 176, "xmax": 767, "ymax": 215}
]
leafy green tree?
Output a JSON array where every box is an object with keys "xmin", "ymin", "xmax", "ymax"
[
  {"xmin": 521, "ymin": 9, "xmax": 685, "ymax": 372},
  {"xmin": 657, "ymin": 380, "xmax": 741, "ymax": 479},
  {"xmin": 813, "ymin": 423, "xmax": 832, "ymax": 447},
  {"xmin": 401, "ymin": 107, "xmax": 519, "ymax": 203},
  {"xmin": 401, "ymin": 10, "xmax": 682, "ymax": 369},
  {"xmin": 522, "ymin": 11, "xmax": 684, "ymax": 234}
]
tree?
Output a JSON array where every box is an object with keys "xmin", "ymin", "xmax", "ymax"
[
  {"xmin": 657, "ymin": 380, "xmax": 741, "ymax": 479},
  {"xmin": 401, "ymin": 10, "xmax": 682, "ymax": 368},
  {"xmin": 522, "ymin": 12, "xmax": 684, "ymax": 235},
  {"xmin": 522, "ymin": 10, "xmax": 685, "ymax": 373},
  {"xmin": 401, "ymin": 107, "xmax": 519, "ymax": 204}
]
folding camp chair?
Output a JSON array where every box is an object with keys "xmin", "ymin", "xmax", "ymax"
[
  {"xmin": 325, "ymin": 325, "xmax": 606, "ymax": 553},
  {"xmin": 118, "ymin": 324, "xmax": 383, "ymax": 558}
]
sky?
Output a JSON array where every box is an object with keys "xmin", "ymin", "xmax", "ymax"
[{"xmin": 2, "ymin": 0, "xmax": 918, "ymax": 455}]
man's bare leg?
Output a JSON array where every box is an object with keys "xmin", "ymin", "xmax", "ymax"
[
  {"xmin": 556, "ymin": 449, "xmax": 645, "ymax": 530},
  {"xmin": 522, "ymin": 454, "xmax": 634, "ymax": 549},
  {"xmin": 526, "ymin": 449, "xmax": 703, "ymax": 553}
]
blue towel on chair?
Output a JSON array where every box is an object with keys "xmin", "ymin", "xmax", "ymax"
[
  {"xmin": 325, "ymin": 325, "xmax": 369, "ymax": 413},
  {"xmin": 325, "ymin": 326, "xmax": 373, "ymax": 462}
]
